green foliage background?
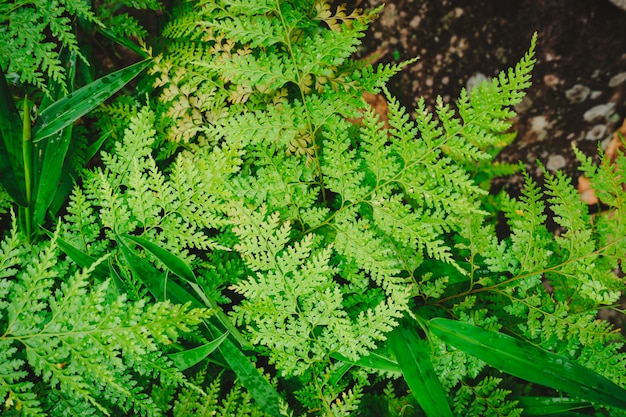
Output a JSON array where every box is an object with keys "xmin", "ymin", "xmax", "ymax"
[{"xmin": 1, "ymin": 0, "xmax": 626, "ymax": 416}]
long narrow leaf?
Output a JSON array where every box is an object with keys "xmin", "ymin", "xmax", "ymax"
[
  {"xmin": 214, "ymin": 331, "xmax": 284, "ymax": 416},
  {"xmin": 121, "ymin": 233, "xmax": 196, "ymax": 283},
  {"xmin": 32, "ymin": 59, "xmax": 151, "ymax": 142},
  {"xmin": 116, "ymin": 235, "xmax": 168, "ymax": 300},
  {"xmin": 54, "ymin": 235, "xmax": 110, "ymax": 280},
  {"xmin": 0, "ymin": 68, "xmax": 27, "ymax": 206},
  {"xmin": 330, "ymin": 351, "xmax": 399, "ymax": 373},
  {"xmin": 115, "ymin": 236, "xmax": 283, "ymax": 416},
  {"xmin": 516, "ymin": 396, "xmax": 591, "ymax": 416},
  {"xmin": 168, "ymin": 332, "xmax": 229, "ymax": 371},
  {"xmin": 32, "ymin": 49, "xmax": 77, "ymax": 228},
  {"xmin": 119, "ymin": 234, "xmax": 249, "ymax": 347},
  {"xmin": 390, "ymin": 322, "xmax": 454, "ymax": 417},
  {"xmin": 429, "ymin": 318, "xmax": 626, "ymax": 411}
]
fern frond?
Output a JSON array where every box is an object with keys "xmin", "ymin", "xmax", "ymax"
[{"xmin": 0, "ymin": 224, "xmax": 211, "ymax": 416}]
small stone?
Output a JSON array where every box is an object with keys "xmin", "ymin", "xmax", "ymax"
[
  {"xmin": 609, "ymin": 72, "xmax": 626, "ymax": 87},
  {"xmin": 583, "ymin": 103, "xmax": 616, "ymax": 123},
  {"xmin": 565, "ymin": 84, "xmax": 590, "ymax": 103},
  {"xmin": 543, "ymin": 74, "xmax": 560, "ymax": 88},
  {"xmin": 608, "ymin": 0, "xmax": 626, "ymax": 12},
  {"xmin": 530, "ymin": 115, "xmax": 549, "ymax": 131},
  {"xmin": 546, "ymin": 154, "xmax": 566, "ymax": 171},
  {"xmin": 409, "ymin": 15, "xmax": 421, "ymax": 28},
  {"xmin": 466, "ymin": 72, "xmax": 487, "ymax": 93},
  {"xmin": 514, "ymin": 95, "xmax": 533, "ymax": 113},
  {"xmin": 585, "ymin": 124, "xmax": 607, "ymax": 140}
]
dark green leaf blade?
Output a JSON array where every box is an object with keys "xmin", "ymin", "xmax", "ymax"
[
  {"xmin": 116, "ymin": 236, "xmax": 283, "ymax": 416},
  {"xmin": 0, "ymin": 67, "xmax": 27, "ymax": 206},
  {"xmin": 390, "ymin": 322, "xmax": 454, "ymax": 417},
  {"xmin": 331, "ymin": 351, "xmax": 399, "ymax": 373},
  {"xmin": 32, "ymin": 50, "xmax": 77, "ymax": 227},
  {"xmin": 53, "ymin": 234, "xmax": 110, "ymax": 280},
  {"xmin": 116, "ymin": 235, "xmax": 168, "ymax": 300},
  {"xmin": 32, "ymin": 59, "xmax": 151, "ymax": 142},
  {"xmin": 516, "ymin": 396, "xmax": 591, "ymax": 416},
  {"xmin": 429, "ymin": 318, "xmax": 626, "ymax": 411},
  {"xmin": 168, "ymin": 332, "xmax": 229, "ymax": 371},
  {"xmin": 121, "ymin": 233, "xmax": 196, "ymax": 283}
]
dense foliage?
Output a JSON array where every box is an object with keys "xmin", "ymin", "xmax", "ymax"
[{"xmin": 1, "ymin": 0, "xmax": 626, "ymax": 416}]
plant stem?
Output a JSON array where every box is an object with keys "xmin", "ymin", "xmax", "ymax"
[{"xmin": 22, "ymin": 96, "xmax": 33, "ymax": 239}]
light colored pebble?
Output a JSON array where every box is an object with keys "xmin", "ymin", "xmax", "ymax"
[
  {"xmin": 546, "ymin": 154, "xmax": 566, "ymax": 171},
  {"xmin": 585, "ymin": 124, "xmax": 607, "ymax": 140},
  {"xmin": 530, "ymin": 115, "xmax": 549, "ymax": 131},
  {"xmin": 466, "ymin": 72, "xmax": 487, "ymax": 93},
  {"xmin": 565, "ymin": 84, "xmax": 590, "ymax": 103},
  {"xmin": 609, "ymin": 72, "xmax": 626, "ymax": 87},
  {"xmin": 583, "ymin": 103, "xmax": 615, "ymax": 123}
]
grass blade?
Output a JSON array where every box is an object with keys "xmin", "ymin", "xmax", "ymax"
[
  {"xmin": 32, "ymin": 59, "xmax": 151, "ymax": 142},
  {"xmin": 0, "ymin": 68, "xmax": 27, "ymax": 206},
  {"xmin": 116, "ymin": 235, "xmax": 169, "ymax": 300},
  {"xmin": 54, "ymin": 235, "xmax": 110, "ymax": 279},
  {"xmin": 516, "ymin": 396, "xmax": 591, "ymax": 415},
  {"xmin": 390, "ymin": 321, "xmax": 454, "ymax": 417},
  {"xmin": 32, "ymin": 49, "xmax": 77, "ymax": 228},
  {"xmin": 331, "ymin": 351, "xmax": 399, "ymax": 373},
  {"xmin": 115, "ymin": 235, "xmax": 283, "ymax": 416},
  {"xmin": 214, "ymin": 332, "xmax": 284, "ymax": 416},
  {"xmin": 21, "ymin": 97, "xmax": 33, "ymax": 237},
  {"xmin": 121, "ymin": 233, "xmax": 196, "ymax": 282},
  {"xmin": 168, "ymin": 332, "xmax": 229, "ymax": 371},
  {"xmin": 429, "ymin": 318, "xmax": 626, "ymax": 411}
]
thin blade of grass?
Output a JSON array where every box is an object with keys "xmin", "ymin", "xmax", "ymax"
[
  {"xmin": 32, "ymin": 59, "xmax": 150, "ymax": 142},
  {"xmin": 516, "ymin": 396, "xmax": 591, "ymax": 415},
  {"xmin": 116, "ymin": 235, "xmax": 168, "ymax": 300},
  {"xmin": 121, "ymin": 233, "xmax": 196, "ymax": 283},
  {"xmin": 330, "ymin": 351, "xmax": 399, "ymax": 373},
  {"xmin": 53, "ymin": 235, "xmax": 110, "ymax": 279},
  {"xmin": 0, "ymin": 68, "xmax": 27, "ymax": 206},
  {"xmin": 115, "ymin": 235, "xmax": 283, "ymax": 416},
  {"xmin": 119, "ymin": 234, "xmax": 248, "ymax": 347},
  {"xmin": 429, "ymin": 318, "xmax": 626, "ymax": 411},
  {"xmin": 390, "ymin": 321, "xmax": 454, "ymax": 417},
  {"xmin": 168, "ymin": 332, "xmax": 229, "ymax": 371},
  {"xmin": 32, "ymin": 50, "xmax": 77, "ymax": 228}
]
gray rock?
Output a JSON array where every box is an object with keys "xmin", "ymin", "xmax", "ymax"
[
  {"xmin": 565, "ymin": 84, "xmax": 590, "ymax": 103},
  {"xmin": 583, "ymin": 103, "xmax": 616, "ymax": 123},
  {"xmin": 609, "ymin": 72, "xmax": 626, "ymax": 87}
]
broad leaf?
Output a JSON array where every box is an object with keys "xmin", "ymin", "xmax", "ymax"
[
  {"xmin": 168, "ymin": 332, "xmax": 229, "ymax": 371},
  {"xmin": 0, "ymin": 67, "xmax": 27, "ymax": 206},
  {"xmin": 516, "ymin": 396, "xmax": 591, "ymax": 416},
  {"xmin": 32, "ymin": 59, "xmax": 151, "ymax": 142},
  {"xmin": 390, "ymin": 321, "xmax": 454, "ymax": 417},
  {"xmin": 32, "ymin": 49, "xmax": 78, "ymax": 228},
  {"xmin": 429, "ymin": 318, "xmax": 626, "ymax": 411},
  {"xmin": 121, "ymin": 233, "xmax": 196, "ymax": 283}
]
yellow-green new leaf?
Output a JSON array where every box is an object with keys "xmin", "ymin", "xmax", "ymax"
[{"xmin": 429, "ymin": 318, "xmax": 626, "ymax": 411}]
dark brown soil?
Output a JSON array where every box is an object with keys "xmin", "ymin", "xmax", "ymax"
[{"xmin": 355, "ymin": 0, "xmax": 626, "ymax": 193}]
